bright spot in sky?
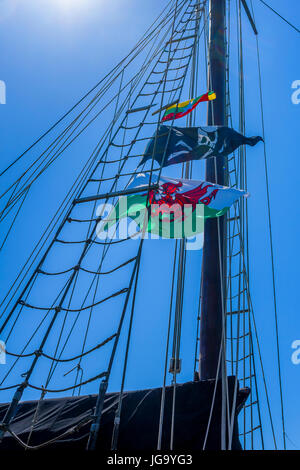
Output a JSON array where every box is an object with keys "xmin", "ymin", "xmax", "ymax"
[{"xmin": 54, "ymin": 0, "xmax": 89, "ymax": 13}]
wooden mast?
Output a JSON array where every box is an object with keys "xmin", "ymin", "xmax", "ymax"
[{"xmin": 199, "ymin": 0, "xmax": 227, "ymax": 380}]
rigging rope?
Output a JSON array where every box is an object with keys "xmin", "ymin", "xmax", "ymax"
[
  {"xmin": 110, "ymin": 239, "xmax": 143, "ymax": 450},
  {"xmin": 5, "ymin": 417, "xmax": 92, "ymax": 451},
  {"xmin": 251, "ymin": 0, "xmax": 286, "ymax": 450},
  {"xmin": 0, "ymin": 0, "xmax": 246, "ymax": 453},
  {"xmin": 0, "ymin": 0, "xmax": 184, "ymax": 227},
  {"xmin": 257, "ymin": 0, "xmax": 300, "ymax": 34},
  {"xmin": 88, "ymin": 0, "xmax": 198, "ymax": 449},
  {"xmin": 4, "ymin": 334, "xmax": 117, "ymax": 362},
  {"xmin": 0, "ymin": 0, "xmax": 179, "ymax": 178},
  {"xmin": 0, "ymin": 24, "xmax": 170, "ymax": 319}
]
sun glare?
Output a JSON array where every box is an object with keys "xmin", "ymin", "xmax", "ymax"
[{"xmin": 55, "ymin": 0, "xmax": 88, "ymax": 12}]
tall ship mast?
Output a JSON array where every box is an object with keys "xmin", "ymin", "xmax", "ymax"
[{"xmin": 0, "ymin": 0, "xmax": 294, "ymax": 452}]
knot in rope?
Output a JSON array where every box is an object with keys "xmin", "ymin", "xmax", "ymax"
[{"xmin": 0, "ymin": 423, "xmax": 9, "ymax": 432}]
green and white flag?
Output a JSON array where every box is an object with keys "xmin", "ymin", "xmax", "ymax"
[{"xmin": 97, "ymin": 173, "xmax": 248, "ymax": 239}]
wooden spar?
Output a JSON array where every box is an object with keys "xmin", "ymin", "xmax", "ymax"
[
  {"xmin": 241, "ymin": 0, "xmax": 258, "ymax": 35},
  {"xmin": 74, "ymin": 185, "xmax": 159, "ymax": 204}
]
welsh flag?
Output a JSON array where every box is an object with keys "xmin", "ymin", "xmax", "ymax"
[{"xmin": 97, "ymin": 173, "xmax": 248, "ymax": 239}]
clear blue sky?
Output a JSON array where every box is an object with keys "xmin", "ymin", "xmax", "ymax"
[{"xmin": 0, "ymin": 0, "xmax": 299, "ymax": 450}]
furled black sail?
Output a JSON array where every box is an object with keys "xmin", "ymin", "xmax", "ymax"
[{"xmin": 0, "ymin": 378, "xmax": 249, "ymax": 451}]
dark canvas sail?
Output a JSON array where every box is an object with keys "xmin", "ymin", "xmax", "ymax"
[{"xmin": 0, "ymin": 377, "xmax": 249, "ymax": 451}]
